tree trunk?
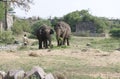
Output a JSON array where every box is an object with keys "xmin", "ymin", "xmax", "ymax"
[{"xmin": 4, "ymin": 1, "xmax": 8, "ymax": 30}]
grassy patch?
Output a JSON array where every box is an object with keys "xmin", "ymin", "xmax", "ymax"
[
  {"xmin": 0, "ymin": 36, "xmax": 120, "ymax": 79},
  {"xmin": 0, "ymin": 53, "xmax": 119, "ymax": 79},
  {"xmin": 91, "ymin": 38, "xmax": 120, "ymax": 51},
  {"xmin": 71, "ymin": 36, "xmax": 120, "ymax": 51}
]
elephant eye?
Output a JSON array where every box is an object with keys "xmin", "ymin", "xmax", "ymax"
[{"xmin": 58, "ymin": 24, "xmax": 61, "ymax": 28}]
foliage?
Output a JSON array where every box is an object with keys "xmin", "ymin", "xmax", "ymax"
[
  {"xmin": 0, "ymin": 36, "xmax": 120, "ymax": 78},
  {"xmin": 109, "ymin": 28, "xmax": 120, "ymax": 37},
  {"xmin": 63, "ymin": 10, "xmax": 109, "ymax": 33},
  {"xmin": 22, "ymin": 20, "xmax": 31, "ymax": 32},
  {"xmin": 91, "ymin": 37, "xmax": 120, "ymax": 51},
  {"xmin": 0, "ymin": 31, "xmax": 14, "ymax": 44},
  {"xmin": 0, "ymin": 2, "xmax": 4, "ymax": 20},
  {"xmin": 63, "ymin": 10, "xmax": 82, "ymax": 32},
  {"xmin": 92, "ymin": 17, "xmax": 109, "ymax": 33},
  {"xmin": 11, "ymin": 19, "xmax": 31, "ymax": 35},
  {"xmin": 110, "ymin": 19, "xmax": 120, "ymax": 29},
  {"xmin": 9, "ymin": 0, "xmax": 33, "ymax": 11},
  {"xmin": 63, "ymin": 10, "xmax": 93, "ymax": 32},
  {"xmin": 30, "ymin": 19, "xmax": 52, "ymax": 36},
  {"xmin": 51, "ymin": 17, "xmax": 62, "ymax": 27}
]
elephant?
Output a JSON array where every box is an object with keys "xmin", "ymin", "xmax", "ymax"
[
  {"xmin": 54, "ymin": 21, "xmax": 71, "ymax": 46},
  {"xmin": 36, "ymin": 24, "xmax": 54, "ymax": 49}
]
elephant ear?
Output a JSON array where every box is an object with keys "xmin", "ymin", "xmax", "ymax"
[{"xmin": 50, "ymin": 29, "xmax": 54, "ymax": 34}]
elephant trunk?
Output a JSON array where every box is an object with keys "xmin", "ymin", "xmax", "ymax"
[{"xmin": 55, "ymin": 29, "xmax": 64, "ymax": 46}]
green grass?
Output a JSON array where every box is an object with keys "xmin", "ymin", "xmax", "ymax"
[
  {"xmin": 91, "ymin": 38, "xmax": 120, "ymax": 51},
  {"xmin": 0, "ymin": 36, "xmax": 120, "ymax": 79},
  {"xmin": 0, "ymin": 53, "xmax": 120, "ymax": 79},
  {"xmin": 71, "ymin": 36, "xmax": 120, "ymax": 52},
  {"xmin": 18, "ymin": 36, "xmax": 120, "ymax": 52}
]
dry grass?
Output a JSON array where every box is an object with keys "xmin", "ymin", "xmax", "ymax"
[
  {"xmin": 0, "ymin": 36, "xmax": 120, "ymax": 79},
  {"xmin": 28, "ymin": 52, "xmax": 40, "ymax": 57}
]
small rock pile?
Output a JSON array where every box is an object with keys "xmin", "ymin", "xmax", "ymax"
[{"xmin": 0, "ymin": 66, "xmax": 66, "ymax": 79}]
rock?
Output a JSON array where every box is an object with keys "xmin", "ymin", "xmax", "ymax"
[
  {"xmin": 45, "ymin": 73, "xmax": 54, "ymax": 79},
  {"xmin": 25, "ymin": 66, "xmax": 46, "ymax": 79},
  {"xmin": 86, "ymin": 43, "xmax": 91, "ymax": 46},
  {"xmin": 0, "ymin": 71, "xmax": 6, "ymax": 79},
  {"xmin": 6, "ymin": 70, "xmax": 25, "ymax": 79},
  {"xmin": 53, "ymin": 72, "xmax": 67, "ymax": 79}
]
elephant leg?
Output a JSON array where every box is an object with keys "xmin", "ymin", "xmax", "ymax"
[
  {"xmin": 43, "ymin": 40, "xmax": 48, "ymax": 49},
  {"xmin": 45, "ymin": 40, "xmax": 48, "ymax": 48},
  {"xmin": 57, "ymin": 40, "xmax": 60, "ymax": 46},
  {"xmin": 39, "ymin": 40, "xmax": 42, "ymax": 49},
  {"xmin": 43, "ymin": 40, "xmax": 45, "ymax": 48},
  {"xmin": 66, "ymin": 38, "xmax": 70, "ymax": 46},
  {"xmin": 48, "ymin": 39, "xmax": 52, "ymax": 48},
  {"xmin": 56, "ymin": 37, "xmax": 60, "ymax": 46},
  {"xmin": 57, "ymin": 38, "xmax": 63, "ymax": 46},
  {"xmin": 63, "ymin": 38, "xmax": 66, "ymax": 45},
  {"xmin": 48, "ymin": 37, "xmax": 51, "ymax": 46},
  {"xmin": 59, "ymin": 39, "xmax": 63, "ymax": 46},
  {"xmin": 62, "ymin": 33, "xmax": 66, "ymax": 46}
]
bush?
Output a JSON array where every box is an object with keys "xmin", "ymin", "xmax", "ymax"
[
  {"xmin": 28, "ymin": 34, "xmax": 37, "ymax": 39},
  {"xmin": 12, "ymin": 19, "xmax": 31, "ymax": 35},
  {"xmin": 0, "ymin": 31, "xmax": 15, "ymax": 44},
  {"xmin": 31, "ymin": 19, "xmax": 52, "ymax": 35},
  {"xmin": 12, "ymin": 20, "xmax": 23, "ymax": 35},
  {"xmin": 109, "ymin": 28, "xmax": 120, "ymax": 37}
]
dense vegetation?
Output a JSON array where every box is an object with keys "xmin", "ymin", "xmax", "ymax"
[
  {"xmin": 51, "ymin": 10, "xmax": 110, "ymax": 33},
  {"xmin": 12, "ymin": 18, "xmax": 31, "ymax": 35},
  {"xmin": 109, "ymin": 28, "xmax": 120, "ymax": 37},
  {"xmin": 0, "ymin": 2, "xmax": 4, "ymax": 20},
  {"xmin": 31, "ymin": 19, "xmax": 52, "ymax": 36},
  {"xmin": 0, "ymin": 2, "xmax": 120, "ymax": 79},
  {"xmin": 0, "ymin": 0, "xmax": 120, "ymax": 43}
]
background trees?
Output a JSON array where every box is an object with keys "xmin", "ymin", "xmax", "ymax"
[
  {"xmin": 31, "ymin": 19, "xmax": 52, "ymax": 36},
  {"xmin": 11, "ymin": 18, "xmax": 31, "ymax": 35},
  {"xmin": 0, "ymin": 2, "xmax": 4, "ymax": 20},
  {"xmin": 0, "ymin": 2, "xmax": 120, "ymax": 44},
  {"xmin": 109, "ymin": 28, "xmax": 120, "ymax": 37},
  {"xmin": 63, "ymin": 10, "xmax": 109, "ymax": 33},
  {"xmin": 0, "ymin": 0, "xmax": 33, "ymax": 30}
]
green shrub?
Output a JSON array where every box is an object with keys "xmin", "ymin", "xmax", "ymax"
[
  {"xmin": 12, "ymin": 19, "xmax": 31, "ymax": 35},
  {"xmin": 0, "ymin": 31, "xmax": 14, "ymax": 44},
  {"xmin": 12, "ymin": 21, "xmax": 23, "ymax": 35},
  {"xmin": 109, "ymin": 28, "xmax": 120, "ymax": 37},
  {"xmin": 28, "ymin": 34, "xmax": 37, "ymax": 39},
  {"xmin": 31, "ymin": 19, "xmax": 52, "ymax": 35}
]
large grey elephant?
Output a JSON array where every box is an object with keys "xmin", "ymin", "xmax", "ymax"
[
  {"xmin": 36, "ymin": 24, "xmax": 54, "ymax": 49},
  {"xmin": 54, "ymin": 21, "xmax": 71, "ymax": 46}
]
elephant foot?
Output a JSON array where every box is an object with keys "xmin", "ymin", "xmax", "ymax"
[
  {"xmin": 39, "ymin": 47, "xmax": 42, "ymax": 49},
  {"xmin": 50, "ymin": 44, "xmax": 53, "ymax": 48}
]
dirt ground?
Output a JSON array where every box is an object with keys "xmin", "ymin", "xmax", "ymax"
[{"xmin": 0, "ymin": 47, "xmax": 120, "ymax": 78}]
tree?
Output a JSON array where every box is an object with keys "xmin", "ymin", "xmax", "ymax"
[
  {"xmin": 31, "ymin": 19, "xmax": 52, "ymax": 36},
  {"xmin": 51, "ymin": 17, "xmax": 62, "ymax": 27},
  {"xmin": 10, "ymin": 0, "xmax": 33, "ymax": 11},
  {"xmin": 11, "ymin": 19, "xmax": 31, "ymax": 35},
  {"xmin": 0, "ymin": 0, "xmax": 33, "ymax": 30},
  {"xmin": 109, "ymin": 28, "xmax": 120, "ymax": 37},
  {"xmin": 63, "ymin": 10, "xmax": 109, "ymax": 33},
  {"xmin": 0, "ymin": 2, "xmax": 4, "ymax": 20},
  {"xmin": 63, "ymin": 10, "xmax": 92, "ymax": 32}
]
